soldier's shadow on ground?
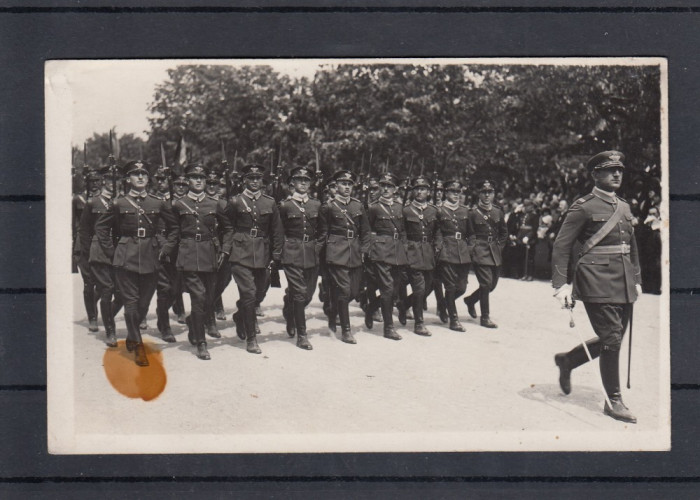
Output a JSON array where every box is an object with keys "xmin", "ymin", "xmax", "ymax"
[{"xmin": 518, "ymin": 383, "xmax": 605, "ymax": 418}]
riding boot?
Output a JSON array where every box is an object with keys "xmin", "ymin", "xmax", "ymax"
[
  {"xmin": 338, "ymin": 299, "xmax": 356, "ymax": 344},
  {"xmin": 413, "ymin": 293, "xmax": 430, "ymax": 336},
  {"xmin": 243, "ymin": 306, "xmax": 261, "ymax": 354},
  {"xmin": 327, "ymin": 287, "xmax": 338, "ymax": 333},
  {"xmin": 554, "ymin": 338, "xmax": 601, "ymax": 395},
  {"xmin": 156, "ymin": 302, "xmax": 175, "ymax": 342},
  {"xmin": 600, "ymin": 348, "xmax": 636, "ymax": 423},
  {"xmin": 434, "ymin": 285, "xmax": 448, "ymax": 323},
  {"xmin": 382, "ymin": 297, "xmax": 401, "ymax": 340},
  {"xmin": 124, "ymin": 308, "xmax": 143, "ymax": 350},
  {"xmin": 463, "ymin": 289, "xmax": 479, "ymax": 318},
  {"xmin": 283, "ymin": 293, "xmax": 296, "ymax": 338},
  {"xmin": 215, "ymin": 295, "xmax": 226, "ymax": 321},
  {"xmin": 479, "ymin": 287, "xmax": 497, "ymax": 328},
  {"xmin": 100, "ymin": 299, "xmax": 118, "ymax": 347},
  {"xmin": 85, "ymin": 286, "xmax": 98, "ymax": 332},
  {"xmin": 134, "ymin": 343, "xmax": 149, "ymax": 366},
  {"xmin": 205, "ymin": 310, "xmax": 221, "ymax": 339},
  {"xmin": 446, "ymin": 292, "xmax": 465, "ymax": 332},
  {"xmin": 294, "ymin": 300, "xmax": 312, "ymax": 350}
]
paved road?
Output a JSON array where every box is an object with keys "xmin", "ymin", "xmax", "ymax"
[{"xmin": 69, "ymin": 274, "xmax": 668, "ymax": 453}]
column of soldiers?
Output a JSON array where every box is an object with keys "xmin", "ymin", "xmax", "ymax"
[{"xmin": 74, "ymin": 149, "xmax": 641, "ymax": 424}]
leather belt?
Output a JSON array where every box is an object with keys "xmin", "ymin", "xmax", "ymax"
[
  {"xmin": 287, "ymin": 234, "xmax": 314, "ymax": 242},
  {"xmin": 407, "ymin": 235, "xmax": 432, "ymax": 243},
  {"xmin": 373, "ymin": 231, "xmax": 400, "ymax": 240},
  {"xmin": 445, "ymin": 232, "xmax": 463, "ymax": 240},
  {"xmin": 330, "ymin": 229, "xmax": 356, "ymax": 239},
  {"xmin": 235, "ymin": 228, "xmax": 266, "ymax": 238},
  {"xmin": 586, "ymin": 243, "xmax": 631, "ymax": 255},
  {"xmin": 124, "ymin": 228, "xmax": 156, "ymax": 238},
  {"xmin": 476, "ymin": 235, "xmax": 494, "ymax": 243},
  {"xmin": 182, "ymin": 233, "xmax": 214, "ymax": 241}
]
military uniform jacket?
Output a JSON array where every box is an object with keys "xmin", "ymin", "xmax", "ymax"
[
  {"xmin": 317, "ymin": 196, "xmax": 370, "ymax": 268},
  {"xmin": 403, "ymin": 202, "xmax": 440, "ymax": 271},
  {"xmin": 551, "ymin": 190, "xmax": 641, "ymax": 303},
  {"xmin": 72, "ymin": 193, "xmax": 88, "ymax": 256},
  {"xmin": 275, "ymin": 196, "xmax": 322, "ymax": 269},
  {"xmin": 367, "ymin": 199, "xmax": 408, "ymax": 266},
  {"xmin": 78, "ymin": 193, "xmax": 116, "ymax": 266},
  {"xmin": 163, "ymin": 193, "xmax": 232, "ymax": 273},
  {"xmin": 516, "ymin": 211, "xmax": 539, "ymax": 244},
  {"xmin": 95, "ymin": 192, "xmax": 173, "ymax": 275},
  {"xmin": 223, "ymin": 192, "xmax": 284, "ymax": 269},
  {"xmin": 436, "ymin": 204, "xmax": 473, "ymax": 265},
  {"xmin": 467, "ymin": 204, "xmax": 508, "ymax": 266}
]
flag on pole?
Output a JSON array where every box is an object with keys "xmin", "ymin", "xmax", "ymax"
[
  {"xmin": 110, "ymin": 127, "xmax": 121, "ymax": 160},
  {"xmin": 178, "ymin": 136, "xmax": 188, "ymax": 167}
]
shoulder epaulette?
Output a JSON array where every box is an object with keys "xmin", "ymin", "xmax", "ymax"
[
  {"xmin": 148, "ymin": 193, "xmax": 164, "ymax": 200},
  {"xmin": 261, "ymin": 193, "xmax": 274, "ymax": 200},
  {"xmin": 617, "ymin": 196, "xmax": 628, "ymax": 203},
  {"xmin": 573, "ymin": 193, "xmax": 595, "ymax": 205},
  {"xmin": 368, "ymin": 200, "xmax": 378, "ymax": 206},
  {"xmin": 350, "ymin": 197, "xmax": 361, "ymax": 203},
  {"xmin": 206, "ymin": 195, "xmax": 218, "ymax": 201}
]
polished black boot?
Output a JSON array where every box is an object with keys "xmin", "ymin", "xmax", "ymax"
[
  {"xmin": 196, "ymin": 342, "xmax": 211, "ymax": 360},
  {"xmin": 600, "ymin": 348, "xmax": 636, "ymax": 423},
  {"xmin": 479, "ymin": 287, "xmax": 497, "ymax": 328},
  {"xmin": 338, "ymin": 300, "xmax": 356, "ymax": 344},
  {"xmin": 413, "ymin": 294, "xmax": 430, "ymax": 336},
  {"xmin": 205, "ymin": 310, "xmax": 221, "ymax": 339},
  {"xmin": 243, "ymin": 307, "xmax": 262, "ymax": 354},
  {"xmin": 283, "ymin": 294, "xmax": 296, "ymax": 338},
  {"xmin": 134, "ymin": 343, "xmax": 149, "ymax": 367},
  {"xmin": 294, "ymin": 300, "xmax": 312, "ymax": 350},
  {"xmin": 232, "ymin": 310, "xmax": 245, "ymax": 340},
  {"xmin": 446, "ymin": 293, "xmax": 465, "ymax": 332},
  {"xmin": 215, "ymin": 295, "xmax": 226, "ymax": 321},
  {"xmin": 100, "ymin": 299, "xmax": 118, "ymax": 347},
  {"xmin": 382, "ymin": 298, "xmax": 402, "ymax": 340},
  {"xmin": 463, "ymin": 290, "xmax": 478, "ymax": 319},
  {"xmin": 434, "ymin": 285, "xmax": 448, "ymax": 323},
  {"xmin": 156, "ymin": 303, "xmax": 176, "ymax": 343},
  {"xmin": 85, "ymin": 286, "xmax": 98, "ymax": 332},
  {"xmin": 185, "ymin": 315, "xmax": 195, "ymax": 345},
  {"xmin": 554, "ymin": 339, "xmax": 601, "ymax": 395}
]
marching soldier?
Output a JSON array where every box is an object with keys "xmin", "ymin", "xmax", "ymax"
[
  {"xmin": 162, "ymin": 163, "xmax": 232, "ymax": 360},
  {"xmin": 430, "ymin": 180, "xmax": 448, "ymax": 323},
  {"xmin": 224, "ymin": 164, "xmax": 284, "ymax": 354},
  {"xmin": 463, "ymin": 180, "xmax": 508, "ymax": 329},
  {"xmin": 364, "ymin": 173, "xmax": 407, "ymax": 340},
  {"xmin": 276, "ymin": 166, "xmax": 322, "ymax": 350},
  {"xmin": 317, "ymin": 170, "xmax": 371, "ymax": 344},
  {"xmin": 170, "ymin": 173, "xmax": 188, "ymax": 323},
  {"xmin": 78, "ymin": 165, "xmax": 122, "ymax": 346},
  {"xmin": 73, "ymin": 168, "xmax": 102, "ymax": 332},
  {"xmin": 213, "ymin": 174, "xmax": 233, "ymax": 322},
  {"xmin": 435, "ymin": 179, "xmax": 473, "ymax": 332},
  {"xmin": 95, "ymin": 161, "xmax": 175, "ymax": 366},
  {"xmin": 402, "ymin": 176, "xmax": 440, "ymax": 336},
  {"xmin": 552, "ymin": 151, "xmax": 642, "ymax": 423}
]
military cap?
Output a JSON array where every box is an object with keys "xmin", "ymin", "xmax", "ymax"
[
  {"xmin": 241, "ymin": 163, "xmax": 266, "ymax": 178},
  {"xmin": 368, "ymin": 178, "xmax": 380, "ymax": 189},
  {"xmin": 476, "ymin": 179, "xmax": 496, "ymax": 192},
  {"xmin": 85, "ymin": 167, "xmax": 103, "ymax": 182},
  {"xmin": 153, "ymin": 166, "xmax": 168, "ymax": 180},
  {"xmin": 378, "ymin": 172, "xmax": 398, "ymax": 187},
  {"xmin": 123, "ymin": 160, "xmax": 149, "ymax": 177},
  {"xmin": 185, "ymin": 163, "xmax": 207, "ymax": 177},
  {"xmin": 435, "ymin": 180, "xmax": 444, "ymax": 190},
  {"xmin": 327, "ymin": 179, "xmax": 338, "ymax": 188},
  {"xmin": 289, "ymin": 165, "xmax": 315, "ymax": 181},
  {"xmin": 443, "ymin": 179, "xmax": 463, "ymax": 191},
  {"xmin": 218, "ymin": 177, "xmax": 227, "ymax": 187},
  {"xmin": 332, "ymin": 169, "xmax": 356, "ymax": 184},
  {"xmin": 173, "ymin": 174, "xmax": 188, "ymax": 186},
  {"xmin": 206, "ymin": 168, "xmax": 220, "ymax": 182},
  {"xmin": 410, "ymin": 176, "xmax": 431, "ymax": 189},
  {"xmin": 586, "ymin": 150, "xmax": 625, "ymax": 172}
]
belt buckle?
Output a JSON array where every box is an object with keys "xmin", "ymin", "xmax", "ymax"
[
  {"xmin": 347, "ymin": 229, "xmax": 354, "ymax": 239},
  {"xmin": 250, "ymin": 228, "xmax": 258, "ymax": 237},
  {"xmin": 621, "ymin": 242, "xmax": 630, "ymax": 254},
  {"xmin": 303, "ymin": 234, "xmax": 310, "ymax": 242},
  {"xmin": 487, "ymin": 236, "xmax": 493, "ymax": 243},
  {"xmin": 195, "ymin": 233, "xmax": 202, "ymax": 242},
  {"xmin": 422, "ymin": 236, "xmax": 428, "ymax": 242},
  {"xmin": 455, "ymin": 231, "xmax": 462, "ymax": 240},
  {"xmin": 137, "ymin": 227, "xmax": 146, "ymax": 238},
  {"xmin": 393, "ymin": 232, "xmax": 399, "ymax": 240}
]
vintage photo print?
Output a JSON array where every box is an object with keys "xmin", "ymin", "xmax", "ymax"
[{"xmin": 46, "ymin": 58, "xmax": 669, "ymax": 453}]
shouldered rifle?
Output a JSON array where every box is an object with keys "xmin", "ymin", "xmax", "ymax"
[
  {"xmin": 161, "ymin": 142, "xmax": 172, "ymax": 199},
  {"xmin": 108, "ymin": 129, "xmax": 117, "ymax": 197},
  {"xmin": 432, "ymin": 168, "xmax": 439, "ymax": 204},
  {"xmin": 221, "ymin": 140, "xmax": 230, "ymax": 199}
]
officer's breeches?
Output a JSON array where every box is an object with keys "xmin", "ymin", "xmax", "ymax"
[
  {"xmin": 583, "ymin": 302, "xmax": 631, "ymax": 351},
  {"xmin": 372, "ymin": 261, "xmax": 402, "ymax": 297},
  {"xmin": 439, "ymin": 262, "xmax": 470, "ymax": 298},
  {"xmin": 115, "ymin": 269, "xmax": 157, "ymax": 343},
  {"xmin": 284, "ymin": 265, "xmax": 319, "ymax": 304},
  {"xmin": 91, "ymin": 262, "xmax": 116, "ymax": 302},
  {"xmin": 327, "ymin": 264, "xmax": 362, "ymax": 303},
  {"xmin": 231, "ymin": 264, "xmax": 269, "ymax": 308}
]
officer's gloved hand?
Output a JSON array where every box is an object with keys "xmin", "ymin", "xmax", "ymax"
[
  {"xmin": 158, "ymin": 251, "xmax": 170, "ymax": 263},
  {"xmin": 216, "ymin": 252, "xmax": 228, "ymax": 270},
  {"xmin": 522, "ymin": 236, "xmax": 529, "ymax": 245},
  {"xmin": 554, "ymin": 283, "xmax": 573, "ymax": 308},
  {"xmin": 635, "ymin": 283, "xmax": 643, "ymax": 297}
]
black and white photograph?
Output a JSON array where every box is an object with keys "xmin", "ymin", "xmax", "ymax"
[{"xmin": 45, "ymin": 57, "xmax": 669, "ymax": 453}]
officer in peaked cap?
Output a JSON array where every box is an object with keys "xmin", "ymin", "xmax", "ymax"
[
  {"xmin": 463, "ymin": 179, "xmax": 508, "ymax": 329},
  {"xmin": 205, "ymin": 167, "xmax": 220, "ymax": 198},
  {"xmin": 172, "ymin": 172, "xmax": 189, "ymax": 199},
  {"xmin": 95, "ymin": 160, "xmax": 176, "ymax": 366},
  {"xmin": 152, "ymin": 166, "xmax": 170, "ymax": 200},
  {"xmin": 552, "ymin": 150, "xmax": 641, "ymax": 423},
  {"xmin": 435, "ymin": 179, "xmax": 473, "ymax": 332},
  {"xmin": 275, "ymin": 165, "xmax": 321, "ymax": 350},
  {"xmin": 401, "ymin": 175, "xmax": 440, "ymax": 336},
  {"xmin": 317, "ymin": 169, "xmax": 370, "ymax": 344},
  {"xmin": 364, "ymin": 171, "xmax": 407, "ymax": 340},
  {"xmin": 224, "ymin": 163, "xmax": 284, "ymax": 354}
]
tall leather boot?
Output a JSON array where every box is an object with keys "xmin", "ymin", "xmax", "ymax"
[
  {"xmin": 134, "ymin": 343, "xmax": 149, "ymax": 367},
  {"xmin": 600, "ymin": 348, "xmax": 636, "ymax": 423},
  {"xmin": 434, "ymin": 285, "xmax": 448, "ymax": 323},
  {"xmin": 124, "ymin": 308, "xmax": 142, "ymax": 353},
  {"xmin": 192, "ymin": 311, "xmax": 210, "ymax": 360},
  {"xmin": 327, "ymin": 287, "xmax": 338, "ymax": 333},
  {"xmin": 365, "ymin": 294, "xmax": 379, "ymax": 329},
  {"xmin": 294, "ymin": 300, "xmax": 312, "ymax": 350},
  {"xmin": 243, "ymin": 306, "xmax": 262, "ymax": 354},
  {"xmin": 413, "ymin": 293, "xmax": 430, "ymax": 336},
  {"xmin": 205, "ymin": 309, "xmax": 221, "ymax": 339},
  {"xmin": 85, "ymin": 286, "xmax": 98, "ymax": 332},
  {"xmin": 283, "ymin": 293, "xmax": 296, "ymax": 338},
  {"xmin": 111, "ymin": 296, "xmax": 123, "ymax": 318},
  {"xmin": 382, "ymin": 297, "xmax": 401, "ymax": 340},
  {"xmin": 479, "ymin": 287, "xmax": 497, "ymax": 329},
  {"xmin": 215, "ymin": 295, "xmax": 226, "ymax": 321},
  {"xmin": 156, "ymin": 301, "xmax": 176, "ymax": 342},
  {"xmin": 100, "ymin": 299, "xmax": 118, "ymax": 347},
  {"xmin": 446, "ymin": 292, "xmax": 465, "ymax": 332},
  {"xmin": 338, "ymin": 299, "xmax": 356, "ymax": 344},
  {"xmin": 554, "ymin": 338, "xmax": 601, "ymax": 395},
  {"xmin": 463, "ymin": 289, "xmax": 479, "ymax": 318}
]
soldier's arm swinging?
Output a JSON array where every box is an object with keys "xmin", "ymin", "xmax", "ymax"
[{"xmin": 95, "ymin": 202, "xmax": 116, "ymax": 260}]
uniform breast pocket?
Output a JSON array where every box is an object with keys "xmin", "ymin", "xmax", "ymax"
[{"xmin": 592, "ymin": 214, "xmax": 610, "ymax": 222}]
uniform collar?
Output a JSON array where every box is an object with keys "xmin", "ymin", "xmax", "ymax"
[
  {"xmin": 592, "ymin": 186, "xmax": 617, "ymax": 204},
  {"xmin": 478, "ymin": 200, "xmax": 493, "ymax": 212},
  {"xmin": 412, "ymin": 200, "xmax": 427, "ymax": 210},
  {"xmin": 156, "ymin": 191, "xmax": 170, "ymax": 200},
  {"xmin": 100, "ymin": 189, "xmax": 113, "ymax": 200},
  {"xmin": 335, "ymin": 194, "xmax": 350, "ymax": 205},
  {"xmin": 292, "ymin": 192, "xmax": 309, "ymax": 203},
  {"xmin": 379, "ymin": 196, "xmax": 394, "ymax": 206},
  {"xmin": 128, "ymin": 189, "xmax": 147, "ymax": 199},
  {"xmin": 442, "ymin": 200, "xmax": 459, "ymax": 211},
  {"xmin": 187, "ymin": 191, "xmax": 205, "ymax": 202},
  {"xmin": 243, "ymin": 188, "xmax": 261, "ymax": 200}
]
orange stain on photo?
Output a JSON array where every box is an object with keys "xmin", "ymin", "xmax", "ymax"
[{"xmin": 103, "ymin": 341, "xmax": 167, "ymax": 401}]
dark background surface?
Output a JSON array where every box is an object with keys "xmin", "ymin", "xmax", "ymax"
[{"xmin": 0, "ymin": 2, "xmax": 698, "ymax": 497}]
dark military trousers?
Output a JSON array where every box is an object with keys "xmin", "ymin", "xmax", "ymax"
[
  {"xmin": 561, "ymin": 302, "xmax": 632, "ymax": 397},
  {"xmin": 406, "ymin": 268, "xmax": 434, "ymax": 323},
  {"xmin": 91, "ymin": 262, "xmax": 121, "ymax": 334},
  {"xmin": 155, "ymin": 260, "xmax": 178, "ymax": 334},
  {"xmin": 327, "ymin": 264, "xmax": 362, "ymax": 329},
  {"xmin": 182, "ymin": 271, "xmax": 217, "ymax": 345},
  {"xmin": 284, "ymin": 265, "xmax": 319, "ymax": 304},
  {"xmin": 465, "ymin": 264, "xmax": 500, "ymax": 318},
  {"xmin": 439, "ymin": 262, "xmax": 470, "ymax": 320},
  {"xmin": 366, "ymin": 262, "xmax": 402, "ymax": 327},
  {"xmin": 214, "ymin": 261, "xmax": 232, "ymax": 314},
  {"xmin": 231, "ymin": 264, "xmax": 269, "ymax": 309},
  {"xmin": 78, "ymin": 258, "xmax": 98, "ymax": 322},
  {"xmin": 115, "ymin": 269, "xmax": 157, "ymax": 345}
]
